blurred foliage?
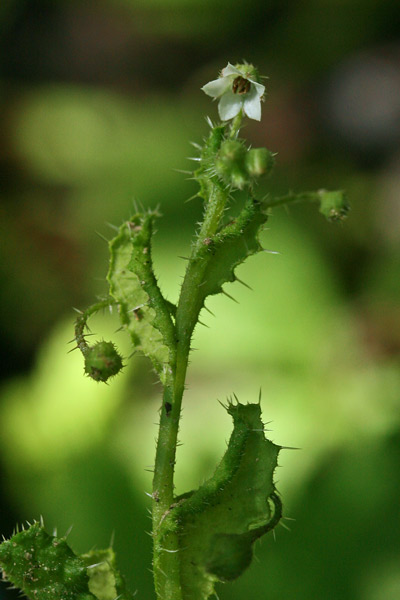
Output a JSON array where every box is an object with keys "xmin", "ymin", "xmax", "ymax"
[{"xmin": 1, "ymin": 0, "xmax": 399, "ymax": 599}]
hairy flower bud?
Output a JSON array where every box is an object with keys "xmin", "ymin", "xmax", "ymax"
[
  {"xmin": 245, "ymin": 148, "xmax": 275, "ymax": 178},
  {"xmin": 318, "ymin": 189, "xmax": 350, "ymax": 222},
  {"xmin": 215, "ymin": 140, "xmax": 249, "ymax": 189},
  {"xmin": 84, "ymin": 341, "xmax": 123, "ymax": 382}
]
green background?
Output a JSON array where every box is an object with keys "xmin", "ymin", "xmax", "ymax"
[{"xmin": 0, "ymin": 1, "xmax": 399, "ymax": 598}]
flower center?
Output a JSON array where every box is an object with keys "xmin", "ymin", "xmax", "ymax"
[{"xmin": 232, "ymin": 76, "xmax": 251, "ymax": 95}]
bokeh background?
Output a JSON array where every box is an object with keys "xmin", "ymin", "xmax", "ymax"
[{"xmin": 1, "ymin": 1, "xmax": 400, "ymax": 598}]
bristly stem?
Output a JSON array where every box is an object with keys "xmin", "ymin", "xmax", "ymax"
[
  {"xmin": 151, "ymin": 168, "xmax": 230, "ymax": 599},
  {"xmin": 264, "ymin": 191, "xmax": 322, "ymax": 208},
  {"xmin": 229, "ymin": 110, "xmax": 243, "ymax": 138}
]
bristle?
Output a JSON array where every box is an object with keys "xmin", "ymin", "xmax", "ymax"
[
  {"xmin": 173, "ymin": 168, "xmax": 193, "ymax": 175},
  {"xmin": 198, "ymin": 320, "xmax": 209, "ymax": 328},
  {"xmin": 203, "ymin": 304, "xmax": 215, "ymax": 317},
  {"xmin": 105, "ymin": 222, "xmax": 120, "ymax": 232},
  {"xmin": 263, "ymin": 248, "xmax": 280, "ymax": 255},
  {"xmin": 235, "ymin": 277, "xmax": 252, "ymax": 290},
  {"xmin": 221, "ymin": 289, "xmax": 239, "ymax": 303},
  {"xmin": 184, "ymin": 194, "xmax": 200, "ymax": 203},
  {"xmin": 67, "ymin": 346, "xmax": 79, "ymax": 353},
  {"xmin": 95, "ymin": 231, "xmax": 109, "ymax": 243},
  {"xmin": 64, "ymin": 524, "xmax": 74, "ymax": 538}
]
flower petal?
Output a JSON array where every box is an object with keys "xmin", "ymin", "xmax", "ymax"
[
  {"xmin": 243, "ymin": 87, "xmax": 262, "ymax": 120},
  {"xmin": 249, "ymin": 80, "xmax": 265, "ymax": 97},
  {"xmin": 201, "ymin": 77, "xmax": 231, "ymax": 98},
  {"xmin": 218, "ymin": 90, "xmax": 243, "ymax": 121},
  {"xmin": 221, "ymin": 63, "xmax": 242, "ymax": 78}
]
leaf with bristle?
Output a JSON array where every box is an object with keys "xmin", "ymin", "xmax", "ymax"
[
  {"xmin": 179, "ymin": 197, "xmax": 268, "ymax": 341},
  {"xmin": 0, "ymin": 523, "xmax": 96, "ymax": 600},
  {"xmin": 81, "ymin": 548, "xmax": 135, "ymax": 600},
  {"xmin": 0, "ymin": 525, "xmax": 134, "ymax": 600},
  {"xmin": 198, "ymin": 198, "xmax": 267, "ymax": 299},
  {"xmin": 106, "ymin": 211, "xmax": 176, "ymax": 383},
  {"xmin": 158, "ymin": 401, "xmax": 282, "ymax": 600}
]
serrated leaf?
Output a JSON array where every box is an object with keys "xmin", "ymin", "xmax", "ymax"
[
  {"xmin": 82, "ymin": 548, "xmax": 134, "ymax": 600},
  {"xmin": 177, "ymin": 198, "xmax": 268, "ymax": 342},
  {"xmin": 107, "ymin": 212, "xmax": 175, "ymax": 383},
  {"xmin": 199, "ymin": 197, "xmax": 267, "ymax": 299},
  {"xmin": 161, "ymin": 402, "xmax": 281, "ymax": 599},
  {"xmin": 0, "ymin": 523, "xmax": 96, "ymax": 600}
]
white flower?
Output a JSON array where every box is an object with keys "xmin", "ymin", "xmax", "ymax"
[{"xmin": 201, "ymin": 63, "xmax": 265, "ymax": 121}]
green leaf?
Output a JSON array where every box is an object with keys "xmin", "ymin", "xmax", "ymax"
[
  {"xmin": 0, "ymin": 522, "xmax": 95, "ymax": 600},
  {"xmin": 178, "ymin": 197, "xmax": 268, "ymax": 342},
  {"xmin": 161, "ymin": 401, "xmax": 281, "ymax": 599},
  {"xmin": 82, "ymin": 548, "xmax": 134, "ymax": 600},
  {"xmin": 197, "ymin": 197, "xmax": 267, "ymax": 300},
  {"xmin": 107, "ymin": 211, "xmax": 176, "ymax": 383},
  {"xmin": 0, "ymin": 524, "xmax": 133, "ymax": 600}
]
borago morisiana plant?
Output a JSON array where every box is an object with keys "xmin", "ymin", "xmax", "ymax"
[{"xmin": 0, "ymin": 63, "xmax": 349, "ymax": 600}]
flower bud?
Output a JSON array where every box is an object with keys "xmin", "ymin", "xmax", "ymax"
[
  {"xmin": 245, "ymin": 148, "xmax": 275, "ymax": 178},
  {"xmin": 218, "ymin": 139, "xmax": 246, "ymax": 164},
  {"xmin": 215, "ymin": 140, "xmax": 249, "ymax": 189},
  {"xmin": 318, "ymin": 190, "xmax": 350, "ymax": 222},
  {"xmin": 84, "ymin": 341, "xmax": 123, "ymax": 382}
]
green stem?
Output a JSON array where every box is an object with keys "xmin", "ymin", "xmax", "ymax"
[
  {"xmin": 264, "ymin": 190, "xmax": 321, "ymax": 209},
  {"xmin": 265, "ymin": 189, "xmax": 349, "ymax": 222},
  {"xmin": 151, "ymin": 177, "xmax": 230, "ymax": 599},
  {"xmin": 74, "ymin": 298, "xmax": 114, "ymax": 355},
  {"xmin": 229, "ymin": 110, "xmax": 243, "ymax": 138},
  {"xmin": 152, "ymin": 381, "xmax": 183, "ymax": 600}
]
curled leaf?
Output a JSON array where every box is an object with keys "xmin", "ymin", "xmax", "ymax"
[
  {"xmin": 160, "ymin": 401, "xmax": 282, "ymax": 599},
  {"xmin": 107, "ymin": 211, "xmax": 176, "ymax": 383}
]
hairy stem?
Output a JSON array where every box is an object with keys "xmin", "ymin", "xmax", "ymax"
[
  {"xmin": 229, "ymin": 110, "xmax": 243, "ymax": 139},
  {"xmin": 264, "ymin": 190, "xmax": 322, "ymax": 209},
  {"xmin": 152, "ymin": 177, "xmax": 230, "ymax": 599}
]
